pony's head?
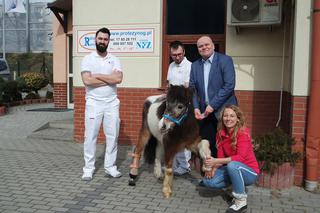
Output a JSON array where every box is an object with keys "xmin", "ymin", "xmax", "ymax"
[{"xmin": 159, "ymin": 85, "xmax": 193, "ymax": 133}]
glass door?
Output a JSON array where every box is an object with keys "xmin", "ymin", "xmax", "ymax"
[{"xmin": 67, "ymin": 35, "xmax": 74, "ymax": 108}]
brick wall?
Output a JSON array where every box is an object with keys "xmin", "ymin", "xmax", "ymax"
[
  {"xmin": 235, "ymin": 91, "xmax": 291, "ymax": 138},
  {"xmin": 290, "ymin": 96, "xmax": 308, "ymax": 185},
  {"xmin": 53, "ymin": 83, "xmax": 67, "ymax": 109}
]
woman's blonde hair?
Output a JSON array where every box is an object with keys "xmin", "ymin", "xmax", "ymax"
[{"xmin": 217, "ymin": 105, "xmax": 246, "ymax": 150}]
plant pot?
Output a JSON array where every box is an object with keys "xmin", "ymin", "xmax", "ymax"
[
  {"xmin": 38, "ymin": 89, "xmax": 47, "ymax": 98},
  {"xmin": 0, "ymin": 106, "xmax": 6, "ymax": 116},
  {"xmin": 256, "ymin": 162, "xmax": 294, "ymax": 189}
]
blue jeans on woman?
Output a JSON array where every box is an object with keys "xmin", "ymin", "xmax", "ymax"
[{"xmin": 201, "ymin": 161, "xmax": 258, "ymax": 195}]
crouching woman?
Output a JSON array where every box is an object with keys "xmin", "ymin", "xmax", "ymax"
[{"xmin": 200, "ymin": 105, "xmax": 259, "ymax": 213}]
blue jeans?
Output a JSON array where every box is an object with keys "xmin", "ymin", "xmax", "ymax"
[{"xmin": 201, "ymin": 161, "xmax": 258, "ymax": 195}]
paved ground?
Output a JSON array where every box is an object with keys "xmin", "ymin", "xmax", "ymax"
[{"xmin": 0, "ymin": 103, "xmax": 320, "ymax": 213}]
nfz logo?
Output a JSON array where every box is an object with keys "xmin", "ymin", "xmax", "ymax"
[{"xmin": 136, "ymin": 41, "xmax": 152, "ymax": 49}]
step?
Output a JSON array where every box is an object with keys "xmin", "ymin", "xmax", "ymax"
[
  {"xmin": 28, "ymin": 119, "xmax": 74, "ymax": 142},
  {"xmin": 34, "ymin": 119, "xmax": 73, "ymax": 132},
  {"xmin": 28, "ymin": 127, "xmax": 74, "ymax": 142},
  {"xmin": 49, "ymin": 119, "xmax": 74, "ymax": 130}
]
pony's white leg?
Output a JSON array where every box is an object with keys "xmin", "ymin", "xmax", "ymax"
[
  {"xmin": 163, "ymin": 167, "xmax": 173, "ymax": 198},
  {"xmin": 154, "ymin": 142, "xmax": 164, "ymax": 179},
  {"xmin": 198, "ymin": 139, "xmax": 212, "ymax": 172}
]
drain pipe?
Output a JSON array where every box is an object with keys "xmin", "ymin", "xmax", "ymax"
[
  {"xmin": 275, "ymin": 10, "xmax": 287, "ymax": 127},
  {"xmin": 305, "ymin": 0, "xmax": 320, "ymax": 192}
]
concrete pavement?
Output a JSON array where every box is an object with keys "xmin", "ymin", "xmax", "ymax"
[{"xmin": 0, "ymin": 103, "xmax": 319, "ymax": 213}]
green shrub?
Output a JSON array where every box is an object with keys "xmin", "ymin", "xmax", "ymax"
[
  {"xmin": 0, "ymin": 76, "xmax": 4, "ymax": 83},
  {"xmin": 253, "ymin": 128, "xmax": 301, "ymax": 174},
  {"xmin": 2, "ymin": 81, "xmax": 22, "ymax": 102},
  {"xmin": 15, "ymin": 76, "xmax": 29, "ymax": 93},
  {"xmin": 21, "ymin": 72, "xmax": 49, "ymax": 93}
]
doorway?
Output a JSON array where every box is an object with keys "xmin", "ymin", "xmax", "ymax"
[
  {"xmin": 67, "ymin": 35, "xmax": 74, "ymax": 109},
  {"xmin": 162, "ymin": 0, "xmax": 226, "ymax": 86}
]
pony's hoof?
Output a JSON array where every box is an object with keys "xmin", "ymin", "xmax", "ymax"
[
  {"xmin": 163, "ymin": 192, "xmax": 172, "ymax": 199},
  {"xmin": 163, "ymin": 186, "xmax": 172, "ymax": 198},
  {"xmin": 154, "ymin": 171, "xmax": 164, "ymax": 179},
  {"xmin": 128, "ymin": 173, "xmax": 137, "ymax": 186},
  {"xmin": 128, "ymin": 178, "xmax": 136, "ymax": 186}
]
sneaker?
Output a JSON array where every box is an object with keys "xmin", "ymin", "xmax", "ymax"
[
  {"xmin": 225, "ymin": 197, "xmax": 247, "ymax": 213},
  {"xmin": 81, "ymin": 173, "xmax": 93, "ymax": 181},
  {"xmin": 105, "ymin": 169, "xmax": 122, "ymax": 178}
]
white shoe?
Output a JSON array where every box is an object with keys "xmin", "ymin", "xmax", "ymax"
[
  {"xmin": 81, "ymin": 172, "xmax": 93, "ymax": 181},
  {"xmin": 105, "ymin": 169, "xmax": 122, "ymax": 178},
  {"xmin": 226, "ymin": 197, "xmax": 247, "ymax": 213}
]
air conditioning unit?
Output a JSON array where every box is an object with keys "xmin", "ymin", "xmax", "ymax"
[{"xmin": 227, "ymin": 0, "xmax": 282, "ymax": 26}]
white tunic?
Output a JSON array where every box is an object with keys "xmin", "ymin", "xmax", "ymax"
[
  {"xmin": 167, "ymin": 57, "xmax": 191, "ymax": 86},
  {"xmin": 81, "ymin": 52, "xmax": 122, "ymax": 102}
]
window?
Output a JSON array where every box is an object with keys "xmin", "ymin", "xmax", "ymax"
[{"xmin": 166, "ymin": 0, "xmax": 225, "ymax": 35}]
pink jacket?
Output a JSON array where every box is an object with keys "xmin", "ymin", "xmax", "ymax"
[{"xmin": 216, "ymin": 127, "xmax": 260, "ymax": 175}]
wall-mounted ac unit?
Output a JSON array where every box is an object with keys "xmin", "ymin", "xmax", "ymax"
[{"xmin": 227, "ymin": 0, "xmax": 282, "ymax": 26}]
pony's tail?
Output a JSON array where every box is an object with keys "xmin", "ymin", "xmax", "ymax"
[{"xmin": 143, "ymin": 136, "xmax": 157, "ymax": 164}]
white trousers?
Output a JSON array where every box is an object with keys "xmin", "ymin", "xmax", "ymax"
[
  {"xmin": 83, "ymin": 98, "xmax": 120, "ymax": 175},
  {"xmin": 173, "ymin": 149, "xmax": 191, "ymax": 171}
]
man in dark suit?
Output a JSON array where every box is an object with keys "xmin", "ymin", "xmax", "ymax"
[{"xmin": 189, "ymin": 36, "xmax": 238, "ymax": 157}]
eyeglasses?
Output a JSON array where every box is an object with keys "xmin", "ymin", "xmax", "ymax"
[{"xmin": 171, "ymin": 53, "xmax": 183, "ymax": 57}]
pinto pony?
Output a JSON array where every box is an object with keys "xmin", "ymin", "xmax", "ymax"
[{"xmin": 128, "ymin": 85, "xmax": 211, "ymax": 198}]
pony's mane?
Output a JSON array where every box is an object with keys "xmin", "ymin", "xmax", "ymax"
[{"xmin": 167, "ymin": 85, "xmax": 192, "ymax": 104}]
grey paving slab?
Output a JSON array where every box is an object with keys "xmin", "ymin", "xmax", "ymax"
[{"xmin": 0, "ymin": 103, "xmax": 319, "ymax": 213}]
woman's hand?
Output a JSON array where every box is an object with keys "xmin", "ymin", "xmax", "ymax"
[{"xmin": 204, "ymin": 156, "xmax": 217, "ymax": 168}]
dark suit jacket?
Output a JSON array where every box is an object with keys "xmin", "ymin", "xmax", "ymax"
[{"xmin": 189, "ymin": 52, "xmax": 238, "ymax": 119}]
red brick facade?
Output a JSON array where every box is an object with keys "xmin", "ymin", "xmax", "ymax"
[
  {"xmin": 71, "ymin": 86, "xmax": 309, "ymax": 185},
  {"xmin": 290, "ymin": 96, "xmax": 308, "ymax": 185},
  {"xmin": 235, "ymin": 91, "xmax": 291, "ymax": 138},
  {"xmin": 53, "ymin": 83, "xmax": 68, "ymax": 109}
]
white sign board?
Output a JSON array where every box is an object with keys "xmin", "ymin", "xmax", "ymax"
[{"xmin": 77, "ymin": 28, "xmax": 154, "ymax": 53}]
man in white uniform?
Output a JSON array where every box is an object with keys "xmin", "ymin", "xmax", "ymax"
[
  {"xmin": 167, "ymin": 41, "xmax": 192, "ymax": 175},
  {"xmin": 81, "ymin": 28, "xmax": 123, "ymax": 181}
]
